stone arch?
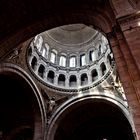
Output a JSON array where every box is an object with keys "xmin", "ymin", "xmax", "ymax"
[
  {"xmin": 100, "ymin": 62, "xmax": 107, "ymax": 75},
  {"xmin": 31, "ymin": 56, "xmax": 37, "ymax": 70},
  {"xmin": 47, "ymin": 94, "xmax": 136, "ymax": 140},
  {"xmin": 47, "ymin": 70, "xmax": 55, "ymax": 84},
  {"xmin": 38, "ymin": 64, "xmax": 45, "ymax": 78},
  {"xmin": 81, "ymin": 73, "xmax": 88, "ymax": 86},
  {"xmin": 91, "ymin": 69, "xmax": 98, "ymax": 82},
  {"xmin": 69, "ymin": 75, "xmax": 77, "ymax": 87},
  {"xmin": 0, "ymin": 63, "xmax": 46, "ymax": 140},
  {"xmin": 0, "ymin": 1, "xmax": 116, "ymax": 59},
  {"xmin": 58, "ymin": 74, "xmax": 66, "ymax": 86}
]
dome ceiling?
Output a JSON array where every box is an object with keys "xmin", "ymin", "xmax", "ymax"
[
  {"xmin": 41, "ymin": 24, "xmax": 98, "ymax": 53},
  {"xmin": 27, "ymin": 24, "xmax": 114, "ymax": 92}
]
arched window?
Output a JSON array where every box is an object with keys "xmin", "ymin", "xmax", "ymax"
[
  {"xmin": 102, "ymin": 45, "xmax": 106, "ymax": 53},
  {"xmin": 34, "ymin": 35, "xmax": 43, "ymax": 52},
  {"xmin": 102, "ymin": 35, "xmax": 108, "ymax": 45},
  {"xmin": 38, "ymin": 64, "xmax": 45, "ymax": 78},
  {"xmin": 81, "ymin": 73, "xmax": 88, "ymax": 86},
  {"xmin": 69, "ymin": 56, "xmax": 76, "ymax": 67},
  {"xmin": 91, "ymin": 69, "xmax": 98, "ymax": 82},
  {"xmin": 100, "ymin": 62, "xmax": 106, "ymax": 75},
  {"xmin": 80, "ymin": 54, "xmax": 86, "ymax": 66},
  {"xmin": 45, "ymin": 43, "xmax": 50, "ymax": 58},
  {"xmin": 31, "ymin": 56, "xmax": 37, "ymax": 70},
  {"xmin": 50, "ymin": 52, "xmax": 56, "ymax": 63},
  {"xmin": 59, "ymin": 56, "xmax": 66, "ymax": 67},
  {"xmin": 69, "ymin": 75, "xmax": 77, "ymax": 87},
  {"xmin": 58, "ymin": 74, "xmax": 65, "ymax": 86},
  {"xmin": 47, "ymin": 71, "xmax": 55, "ymax": 83},
  {"xmin": 42, "ymin": 47, "xmax": 46, "ymax": 57},
  {"xmin": 89, "ymin": 50, "xmax": 96, "ymax": 62}
]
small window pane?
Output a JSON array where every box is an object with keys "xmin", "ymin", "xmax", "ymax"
[
  {"xmin": 70, "ymin": 57, "xmax": 76, "ymax": 67},
  {"xmin": 45, "ymin": 43, "xmax": 50, "ymax": 58},
  {"xmin": 42, "ymin": 48, "xmax": 46, "ymax": 57},
  {"xmin": 59, "ymin": 56, "xmax": 66, "ymax": 67},
  {"xmin": 34, "ymin": 36, "xmax": 43, "ymax": 52},
  {"xmin": 81, "ymin": 55, "xmax": 86, "ymax": 66},
  {"xmin": 50, "ymin": 53, "xmax": 56, "ymax": 63},
  {"xmin": 90, "ymin": 51, "xmax": 96, "ymax": 62}
]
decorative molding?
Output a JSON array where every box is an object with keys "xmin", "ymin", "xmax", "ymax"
[
  {"xmin": 26, "ymin": 52, "xmax": 115, "ymax": 93},
  {"xmin": 117, "ymin": 12, "xmax": 140, "ymax": 31},
  {"xmin": 41, "ymin": 89, "xmax": 70, "ymax": 121}
]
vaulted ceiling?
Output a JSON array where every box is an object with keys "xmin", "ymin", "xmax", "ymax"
[{"xmin": 0, "ymin": 0, "xmax": 139, "ymax": 59}]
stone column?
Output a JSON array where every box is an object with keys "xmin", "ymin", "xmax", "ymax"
[
  {"xmin": 86, "ymin": 52, "xmax": 90, "ymax": 65},
  {"xmin": 105, "ymin": 57, "xmax": 111, "ymax": 70},
  {"xmin": 77, "ymin": 55, "xmax": 80, "ymax": 68},
  {"xmin": 34, "ymin": 62, "xmax": 40, "ymax": 74},
  {"xmin": 44, "ymin": 69, "xmax": 48, "ymax": 81},
  {"xmin": 65, "ymin": 75, "xmax": 69, "ymax": 88},
  {"xmin": 28, "ymin": 55, "xmax": 34, "ymax": 66},
  {"xmin": 97, "ymin": 66, "xmax": 102, "ymax": 78},
  {"xmin": 77, "ymin": 74, "xmax": 81, "ymax": 87},
  {"xmin": 107, "ymin": 27, "xmax": 140, "ymax": 139},
  {"xmin": 88, "ymin": 71, "xmax": 92, "ymax": 84},
  {"xmin": 56, "ymin": 55, "xmax": 59, "ymax": 65},
  {"xmin": 54, "ymin": 74, "xmax": 58, "ymax": 85}
]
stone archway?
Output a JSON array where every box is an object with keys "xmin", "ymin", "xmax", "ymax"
[
  {"xmin": 47, "ymin": 95, "xmax": 136, "ymax": 140},
  {"xmin": 0, "ymin": 0, "xmax": 115, "ymax": 60},
  {"xmin": 0, "ymin": 63, "xmax": 46, "ymax": 140}
]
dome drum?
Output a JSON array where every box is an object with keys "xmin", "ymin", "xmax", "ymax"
[{"xmin": 27, "ymin": 24, "xmax": 115, "ymax": 92}]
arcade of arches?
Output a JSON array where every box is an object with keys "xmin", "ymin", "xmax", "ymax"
[{"xmin": 0, "ymin": 0, "xmax": 140, "ymax": 140}]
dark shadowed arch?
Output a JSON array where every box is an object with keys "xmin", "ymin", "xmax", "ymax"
[
  {"xmin": 47, "ymin": 95, "xmax": 136, "ymax": 140},
  {"xmin": 0, "ymin": 0, "xmax": 116, "ymax": 59},
  {"xmin": 0, "ymin": 63, "xmax": 46, "ymax": 140}
]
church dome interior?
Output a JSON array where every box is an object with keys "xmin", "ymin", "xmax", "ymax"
[
  {"xmin": 0, "ymin": 23, "xmax": 134, "ymax": 140},
  {"xmin": 0, "ymin": 0, "xmax": 140, "ymax": 139},
  {"xmin": 27, "ymin": 24, "xmax": 116, "ymax": 92},
  {"xmin": 26, "ymin": 23, "xmax": 131, "ymax": 140}
]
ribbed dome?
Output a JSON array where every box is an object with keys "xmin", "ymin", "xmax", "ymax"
[
  {"xmin": 46, "ymin": 24, "xmax": 97, "ymax": 45},
  {"xmin": 41, "ymin": 24, "xmax": 98, "ymax": 53}
]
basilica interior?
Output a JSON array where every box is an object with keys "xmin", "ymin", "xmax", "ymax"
[{"xmin": 0, "ymin": 0, "xmax": 140, "ymax": 140}]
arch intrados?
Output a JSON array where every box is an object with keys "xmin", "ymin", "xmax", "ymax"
[
  {"xmin": 47, "ymin": 95, "xmax": 135, "ymax": 140},
  {"xmin": 0, "ymin": 8, "xmax": 115, "ymax": 59},
  {"xmin": 0, "ymin": 63, "xmax": 46, "ymax": 140}
]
